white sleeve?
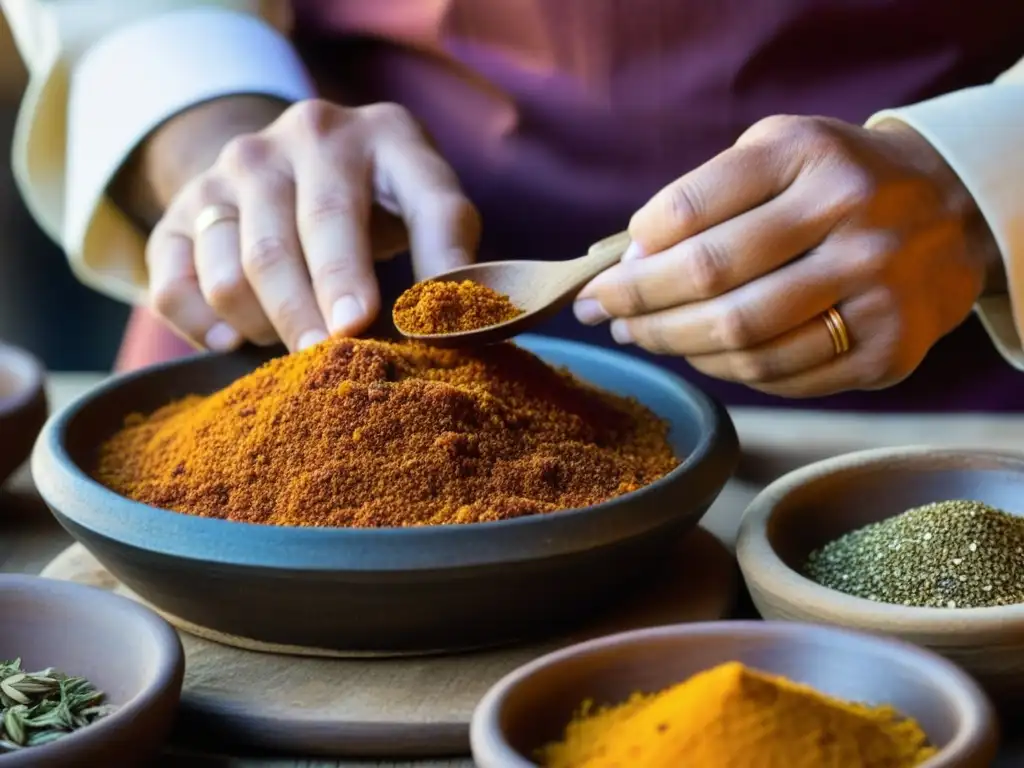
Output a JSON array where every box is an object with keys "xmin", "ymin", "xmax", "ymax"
[
  {"xmin": 866, "ymin": 57, "xmax": 1024, "ymax": 370},
  {"xmin": 2, "ymin": 1, "xmax": 316, "ymax": 304}
]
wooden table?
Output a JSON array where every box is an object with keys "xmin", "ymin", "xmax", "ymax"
[{"xmin": 4, "ymin": 373, "xmax": 1023, "ymax": 766}]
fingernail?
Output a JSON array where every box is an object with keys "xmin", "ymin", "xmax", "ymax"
[
  {"xmin": 297, "ymin": 329, "xmax": 328, "ymax": 350},
  {"xmin": 610, "ymin": 320, "xmax": 633, "ymax": 344},
  {"xmin": 331, "ymin": 295, "xmax": 364, "ymax": 334},
  {"xmin": 622, "ymin": 241, "xmax": 645, "ymax": 261},
  {"xmin": 573, "ymin": 298, "xmax": 611, "ymax": 325},
  {"xmin": 205, "ymin": 322, "xmax": 242, "ymax": 352}
]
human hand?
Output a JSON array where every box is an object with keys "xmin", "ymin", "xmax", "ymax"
[
  {"xmin": 575, "ymin": 116, "xmax": 1002, "ymax": 397},
  {"xmin": 146, "ymin": 99, "xmax": 480, "ymax": 351}
]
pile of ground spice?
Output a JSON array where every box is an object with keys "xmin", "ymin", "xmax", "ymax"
[
  {"xmin": 540, "ymin": 662, "xmax": 935, "ymax": 768},
  {"xmin": 805, "ymin": 499, "xmax": 1024, "ymax": 608},
  {"xmin": 94, "ymin": 338, "xmax": 678, "ymax": 528},
  {"xmin": 392, "ymin": 279, "xmax": 523, "ymax": 334}
]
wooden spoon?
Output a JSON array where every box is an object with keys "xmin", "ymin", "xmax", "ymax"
[{"xmin": 397, "ymin": 230, "xmax": 632, "ymax": 347}]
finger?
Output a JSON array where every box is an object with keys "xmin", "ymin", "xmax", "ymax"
[
  {"xmin": 146, "ymin": 223, "xmax": 240, "ymax": 351},
  {"xmin": 374, "ymin": 135, "xmax": 480, "ymax": 279},
  {"xmin": 291, "ymin": 151, "xmax": 380, "ymax": 337},
  {"xmin": 236, "ymin": 172, "xmax": 329, "ymax": 351},
  {"xmin": 577, "ymin": 184, "xmax": 836, "ymax": 320},
  {"xmin": 753, "ymin": 291, "xmax": 920, "ymax": 398},
  {"xmin": 686, "ymin": 303, "xmax": 854, "ymax": 385},
  {"xmin": 607, "ymin": 242, "xmax": 861, "ymax": 356},
  {"xmin": 190, "ymin": 196, "xmax": 278, "ymax": 346},
  {"xmin": 629, "ymin": 140, "xmax": 801, "ymax": 256}
]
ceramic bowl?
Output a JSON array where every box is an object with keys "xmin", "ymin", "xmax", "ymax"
[
  {"xmin": 31, "ymin": 336, "xmax": 738, "ymax": 654},
  {"xmin": 0, "ymin": 343, "xmax": 46, "ymax": 488},
  {"xmin": 737, "ymin": 446, "xmax": 1024, "ymax": 699},
  {"xmin": 470, "ymin": 620, "xmax": 997, "ymax": 768},
  {"xmin": 0, "ymin": 574, "xmax": 184, "ymax": 767}
]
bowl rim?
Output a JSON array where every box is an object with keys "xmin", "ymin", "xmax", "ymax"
[
  {"xmin": 469, "ymin": 619, "xmax": 997, "ymax": 768},
  {"xmin": 736, "ymin": 445, "xmax": 1024, "ymax": 633},
  {"xmin": 0, "ymin": 344, "xmax": 44, "ymax": 418},
  {"xmin": 0, "ymin": 574, "xmax": 183, "ymax": 765},
  {"xmin": 31, "ymin": 334, "xmax": 739, "ymax": 572}
]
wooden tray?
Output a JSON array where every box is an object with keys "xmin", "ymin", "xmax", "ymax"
[{"xmin": 41, "ymin": 526, "xmax": 736, "ymax": 758}]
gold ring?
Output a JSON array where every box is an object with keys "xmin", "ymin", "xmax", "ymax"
[
  {"xmin": 194, "ymin": 203, "xmax": 239, "ymax": 237},
  {"xmin": 822, "ymin": 306, "xmax": 851, "ymax": 356}
]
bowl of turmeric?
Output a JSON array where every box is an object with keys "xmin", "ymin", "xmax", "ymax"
[
  {"xmin": 31, "ymin": 335, "xmax": 738, "ymax": 654},
  {"xmin": 470, "ymin": 620, "xmax": 997, "ymax": 767}
]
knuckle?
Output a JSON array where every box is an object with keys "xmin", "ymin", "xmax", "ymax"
[
  {"xmin": 219, "ymin": 134, "xmax": 272, "ymax": 174},
  {"xmin": 310, "ymin": 260, "xmax": 354, "ymax": 287},
  {"xmin": 283, "ymin": 98, "xmax": 340, "ymax": 137},
  {"xmin": 242, "ymin": 236, "xmax": 292, "ymax": 276},
  {"xmin": 191, "ymin": 175, "xmax": 227, "ymax": 207},
  {"xmin": 150, "ymin": 279, "xmax": 190, "ymax": 319},
  {"xmin": 750, "ymin": 114, "xmax": 803, "ymax": 140},
  {"xmin": 299, "ymin": 190, "xmax": 363, "ymax": 229},
  {"xmin": 204, "ymin": 276, "xmax": 248, "ymax": 311},
  {"xmin": 361, "ymin": 101, "xmax": 416, "ymax": 131},
  {"xmin": 636, "ymin": 317, "xmax": 674, "ymax": 354},
  {"xmin": 270, "ymin": 295, "xmax": 311, "ymax": 334},
  {"xmin": 848, "ymin": 233, "xmax": 900, "ymax": 281},
  {"xmin": 664, "ymin": 181, "xmax": 706, "ymax": 227},
  {"xmin": 714, "ymin": 307, "xmax": 755, "ymax": 350},
  {"xmin": 728, "ymin": 351, "xmax": 777, "ymax": 383},
  {"xmin": 833, "ymin": 166, "xmax": 879, "ymax": 212},
  {"xmin": 684, "ymin": 240, "xmax": 730, "ymax": 298},
  {"xmin": 608, "ymin": 273, "xmax": 650, "ymax": 316}
]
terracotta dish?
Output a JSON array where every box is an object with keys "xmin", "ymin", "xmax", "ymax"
[
  {"xmin": 31, "ymin": 336, "xmax": 738, "ymax": 654},
  {"xmin": 737, "ymin": 446, "xmax": 1024, "ymax": 699},
  {"xmin": 470, "ymin": 620, "xmax": 997, "ymax": 768},
  {"xmin": 0, "ymin": 574, "xmax": 184, "ymax": 767},
  {"xmin": 0, "ymin": 343, "xmax": 46, "ymax": 488}
]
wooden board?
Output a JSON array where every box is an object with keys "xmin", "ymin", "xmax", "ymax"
[{"xmin": 41, "ymin": 527, "xmax": 736, "ymax": 758}]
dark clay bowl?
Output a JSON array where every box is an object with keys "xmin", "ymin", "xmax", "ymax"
[
  {"xmin": 0, "ymin": 343, "xmax": 46, "ymax": 489},
  {"xmin": 737, "ymin": 447, "xmax": 1024, "ymax": 699},
  {"xmin": 30, "ymin": 335, "xmax": 738, "ymax": 654},
  {"xmin": 0, "ymin": 575, "xmax": 184, "ymax": 767},
  {"xmin": 470, "ymin": 621, "xmax": 998, "ymax": 768}
]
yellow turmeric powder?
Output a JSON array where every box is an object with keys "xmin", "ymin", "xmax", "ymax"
[{"xmin": 540, "ymin": 662, "xmax": 936, "ymax": 768}]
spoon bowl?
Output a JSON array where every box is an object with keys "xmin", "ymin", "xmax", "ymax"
[{"xmin": 400, "ymin": 231, "xmax": 631, "ymax": 347}]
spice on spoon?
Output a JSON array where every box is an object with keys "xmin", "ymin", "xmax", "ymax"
[
  {"xmin": 0, "ymin": 658, "xmax": 116, "ymax": 752},
  {"xmin": 540, "ymin": 661, "xmax": 935, "ymax": 768},
  {"xmin": 393, "ymin": 279, "xmax": 523, "ymax": 335},
  {"xmin": 805, "ymin": 499, "xmax": 1024, "ymax": 608}
]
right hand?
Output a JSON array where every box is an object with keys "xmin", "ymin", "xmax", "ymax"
[{"xmin": 146, "ymin": 99, "xmax": 481, "ymax": 352}]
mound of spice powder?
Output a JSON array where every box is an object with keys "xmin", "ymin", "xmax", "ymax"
[
  {"xmin": 94, "ymin": 338, "xmax": 678, "ymax": 527},
  {"xmin": 393, "ymin": 279, "xmax": 523, "ymax": 334},
  {"xmin": 540, "ymin": 662, "xmax": 935, "ymax": 768},
  {"xmin": 805, "ymin": 500, "xmax": 1024, "ymax": 608}
]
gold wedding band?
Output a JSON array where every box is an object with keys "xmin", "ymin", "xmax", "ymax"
[
  {"xmin": 822, "ymin": 306, "xmax": 851, "ymax": 356},
  {"xmin": 194, "ymin": 203, "xmax": 239, "ymax": 237}
]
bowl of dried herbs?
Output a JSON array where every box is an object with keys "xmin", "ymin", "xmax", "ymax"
[
  {"xmin": 736, "ymin": 445, "xmax": 1024, "ymax": 701},
  {"xmin": 0, "ymin": 574, "xmax": 183, "ymax": 766}
]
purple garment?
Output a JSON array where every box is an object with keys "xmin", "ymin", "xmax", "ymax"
[{"xmin": 292, "ymin": 0, "xmax": 1024, "ymax": 411}]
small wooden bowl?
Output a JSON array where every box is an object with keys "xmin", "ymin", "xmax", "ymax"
[
  {"xmin": 737, "ymin": 446, "xmax": 1024, "ymax": 699},
  {"xmin": 0, "ymin": 343, "xmax": 46, "ymax": 488},
  {"xmin": 0, "ymin": 574, "xmax": 184, "ymax": 767},
  {"xmin": 470, "ymin": 621, "xmax": 997, "ymax": 768}
]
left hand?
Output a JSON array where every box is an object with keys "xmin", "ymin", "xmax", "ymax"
[{"xmin": 575, "ymin": 116, "xmax": 1003, "ymax": 397}]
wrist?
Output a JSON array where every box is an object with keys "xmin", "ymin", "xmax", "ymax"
[
  {"xmin": 872, "ymin": 119, "xmax": 1005, "ymax": 296},
  {"xmin": 111, "ymin": 95, "xmax": 291, "ymax": 228}
]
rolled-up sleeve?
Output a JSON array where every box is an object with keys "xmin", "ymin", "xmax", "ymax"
[
  {"xmin": 2, "ymin": 0, "xmax": 316, "ymax": 304},
  {"xmin": 866, "ymin": 58, "xmax": 1024, "ymax": 371}
]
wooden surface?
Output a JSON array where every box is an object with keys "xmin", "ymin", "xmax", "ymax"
[
  {"xmin": 5, "ymin": 373, "xmax": 1024, "ymax": 766},
  {"xmin": 39, "ymin": 528, "xmax": 734, "ymax": 757}
]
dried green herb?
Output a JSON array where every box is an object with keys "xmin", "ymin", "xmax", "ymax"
[{"xmin": 0, "ymin": 658, "xmax": 116, "ymax": 752}]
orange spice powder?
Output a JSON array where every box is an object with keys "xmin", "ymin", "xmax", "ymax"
[
  {"xmin": 393, "ymin": 280, "xmax": 523, "ymax": 334},
  {"xmin": 94, "ymin": 338, "xmax": 678, "ymax": 528}
]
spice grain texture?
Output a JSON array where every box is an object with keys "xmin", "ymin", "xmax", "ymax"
[
  {"xmin": 540, "ymin": 661, "xmax": 935, "ymax": 768},
  {"xmin": 393, "ymin": 279, "xmax": 523, "ymax": 334},
  {"xmin": 806, "ymin": 499, "xmax": 1024, "ymax": 608},
  {"xmin": 95, "ymin": 338, "xmax": 678, "ymax": 527}
]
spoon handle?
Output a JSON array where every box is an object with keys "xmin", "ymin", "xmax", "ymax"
[{"xmin": 583, "ymin": 230, "xmax": 632, "ymax": 275}]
